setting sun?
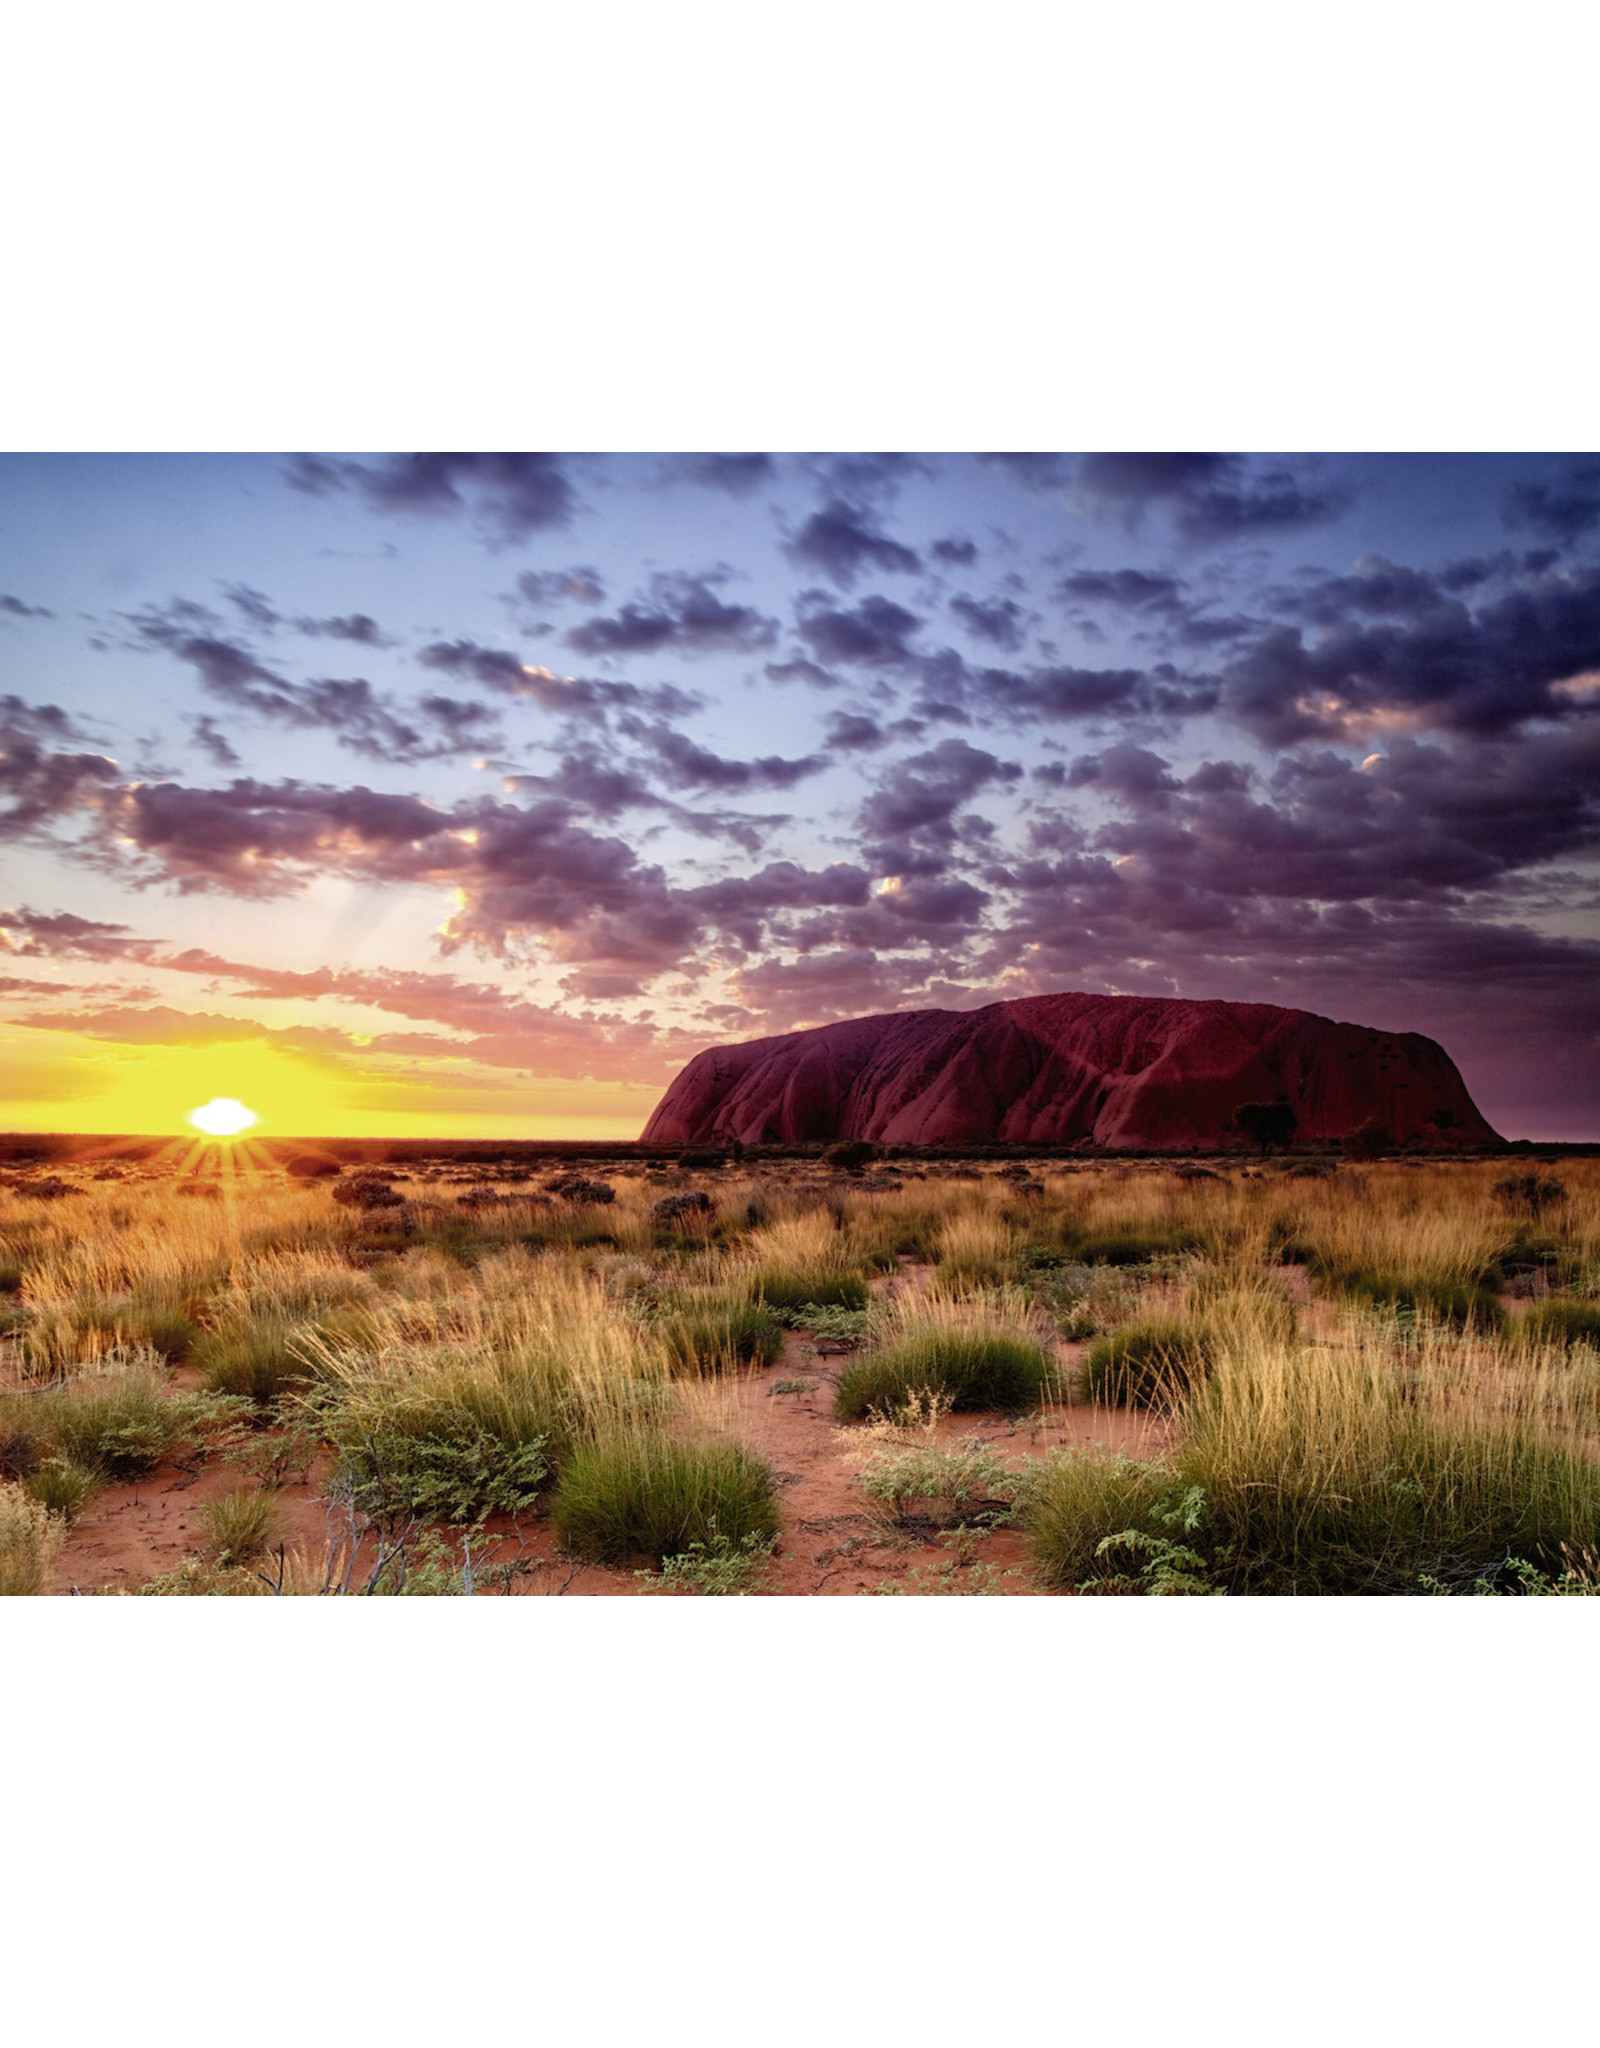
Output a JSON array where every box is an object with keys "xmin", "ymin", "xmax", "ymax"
[{"xmin": 188, "ymin": 1097, "xmax": 259, "ymax": 1137}]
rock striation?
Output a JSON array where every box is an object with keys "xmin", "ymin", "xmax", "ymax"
[{"xmin": 641, "ymin": 992, "xmax": 1500, "ymax": 1151}]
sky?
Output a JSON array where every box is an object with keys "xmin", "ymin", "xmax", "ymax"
[{"xmin": 2, "ymin": 450, "xmax": 1598, "ymax": 1141}]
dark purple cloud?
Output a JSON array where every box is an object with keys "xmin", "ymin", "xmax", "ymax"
[
  {"xmin": 1074, "ymin": 453, "xmax": 1347, "ymax": 541},
  {"xmin": 783, "ymin": 500, "xmax": 921, "ymax": 588},
  {"xmin": 796, "ymin": 593, "xmax": 924, "ymax": 667},
  {"xmin": 677, "ymin": 454, "xmax": 774, "ymax": 496},
  {"xmin": 1504, "ymin": 460, "xmax": 1600, "ymax": 546},
  {"xmin": 565, "ymin": 574, "xmax": 778, "ymax": 658},
  {"xmin": 287, "ymin": 452, "xmax": 574, "ymax": 542},
  {"xmin": 949, "ymin": 594, "xmax": 1027, "ymax": 652},
  {"xmin": 0, "ymin": 701, "xmax": 120, "ymax": 839},
  {"xmin": 1, "ymin": 595, "xmax": 54, "ymax": 619},
  {"xmin": 1221, "ymin": 556, "xmax": 1600, "ymax": 744}
]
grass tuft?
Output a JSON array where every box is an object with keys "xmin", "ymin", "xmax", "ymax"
[{"xmin": 550, "ymin": 1428, "xmax": 781, "ymax": 1567}]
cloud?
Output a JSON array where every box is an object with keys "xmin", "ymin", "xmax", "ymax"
[
  {"xmin": 677, "ymin": 454, "xmax": 774, "ymax": 495},
  {"xmin": 617, "ymin": 720, "xmax": 824, "ymax": 794},
  {"xmin": 783, "ymin": 499, "xmax": 921, "ymax": 588},
  {"xmin": 0, "ymin": 701, "xmax": 121, "ymax": 839},
  {"xmin": 930, "ymin": 538, "xmax": 977, "ymax": 566},
  {"xmin": 0, "ymin": 906, "xmax": 146, "ymax": 959},
  {"xmin": 859, "ymin": 737, "xmax": 1022, "ymax": 856},
  {"xmin": 1074, "ymin": 453, "xmax": 1347, "ymax": 541},
  {"xmin": 565, "ymin": 574, "xmax": 778, "ymax": 658},
  {"xmin": 514, "ymin": 567, "xmax": 607, "ymax": 608},
  {"xmin": 949, "ymin": 594, "xmax": 1027, "ymax": 651},
  {"xmin": 416, "ymin": 638, "xmax": 701, "ymax": 721},
  {"xmin": 1, "ymin": 595, "xmax": 53, "ymax": 619},
  {"xmin": 1504, "ymin": 461, "xmax": 1600, "ymax": 546},
  {"xmin": 286, "ymin": 452, "xmax": 575, "ymax": 543},
  {"xmin": 796, "ymin": 593, "xmax": 924, "ymax": 667},
  {"xmin": 1056, "ymin": 568, "xmax": 1186, "ymax": 612},
  {"xmin": 1220, "ymin": 556, "xmax": 1600, "ymax": 743}
]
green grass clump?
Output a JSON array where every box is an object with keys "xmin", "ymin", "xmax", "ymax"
[
  {"xmin": 1343, "ymin": 1271, "xmax": 1506, "ymax": 1332},
  {"xmin": 660, "ymin": 1300, "xmax": 785, "ymax": 1375},
  {"xmin": 0, "ymin": 1479, "xmax": 66, "ymax": 1594},
  {"xmin": 1517, "ymin": 1300, "xmax": 1600, "ymax": 1351},
  {"xmin": 746, "ymin": 1265, "xmax": 869, "ymax": 1312},
  {"xmin": 26, "ymin": 1457, "xmax": 100, "ymax": 1519},
  {"xmin": 1020, "ymin": 1452, "xmax": 1176, "ymax": 1588},
  {"xmin": 550, "ymin": 1429, "xmax": 781, "ymax": 1567},
  {"xmin": 199, "ymin": 1485, "xmax": 281, "ymax": 1563},
  {"xmin": 1080, "ymin": 1320, "xmax": 1211, "ymax": 1408},
  {"xmin": 1176, "ymin": 1346, "xmax": 1600, "ymax": 1593},
  {"xmin": 1062, "ymin": 1225, "xmax": 1195, "ymax": 1267},
  {"xmin": 193, "ymin": 1320, "xmax": 316, "ymax": 1405},
  {"xmin": 834, "ymin": 1329, "xmax": 1056, "ymax": 1420}
]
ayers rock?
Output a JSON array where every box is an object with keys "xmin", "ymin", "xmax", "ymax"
[{"xmin": 642, "ymin": 992, "xmax": 1500, "ymax": 1151}]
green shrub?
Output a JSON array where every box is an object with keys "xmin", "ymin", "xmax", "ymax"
[
  {"xmin": 834, "ymin": 1329, "xmax": 1056, "ymax": 1420},
  {"xmin": 638, "ymin": 1530, "xmax": 777, "ymax": 1594},
  {"xmin": 1081, "ymin": 1320, "xmax": 1212, "ymax": 1407},
  {"xmin": 746, "ymin": 1265, "xmax": 869, "ymax": 1312},
  {"xmin": 1518, "ymin": 1300, "xmax": 1600, "ymax": 1351},
  {"xmin": 660, "ymin": 1301, "xmax": 785, "ymax": 1375},
  {"xmin": 1344, "ymin": 1271, "xmax": 1506, "ymax": 1333},
  {"xmin": 7, "ymin": 1360, "xmax": 247, "ymax": 1480},
  {"xmin": 199, "ymin": 1486, "xmax": 281, "ymax": 1564},
  {"xmin": 323, "ymin": 1392, "xmax": 550, "ymax": 1525},
  {"xmin": 550, "ymin": 1429, "xmax": 781, "ymax": 1567},
  {"xmin": 855, "ymin": 1442, "xmax": 1021, "ymax": 1527},
  {"xmin": 1021, "ymin": 1452, "xmax": 1175, "ymax": 1588},
  {"xmin": 26, "ymin": 1457, "xmax": 99, "ymax": 1519},
  {"xmin": 0, "ymin": 1480, "xmax": 66, "ymax": 1594},
  {"xmin": 193, "ymin": 1320, "xmax": 315, "ymax": 1404}
]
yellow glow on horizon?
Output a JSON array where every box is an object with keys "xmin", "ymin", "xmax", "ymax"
[
  {"xmin": 188, "ymin": 1097, "xmax": 259, "ymax": 1137},
  {"xmin": 0, "ymin": 1020, "xmax": 663, "ymax": 1138}
]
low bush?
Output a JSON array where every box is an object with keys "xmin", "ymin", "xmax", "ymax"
[
  {"xmin": 639, "ymin": 1530, "xmax": 777, "ymax": 1595},
  {"xmin": 660, "ymin": 1300, "xmax": 785, "ymax": 1374},
  {"xmin": 652, "ymin": 1191, "xmax": 715, "ymax": 1229},
  {"xmin": 332, "ymin": 1177, "xmax": 405, "ymax": 1210},
  {"xmin": 1494, "ymin": 1173, "xmax": 1567, "ymax": 1217},
  {"xmin": 322, "ymin": 1391, "xmax": 550, "ymax": 1525},
  {"xmin": 1080, "ymin": 1320, "xmax": 1212, "ymax": 1408},
  {"xmin": 855, "ymin": 1442, "xmax": 1021, "ymax": 1527},
  {"xmin": 823, "ymin": 1140, "xmax": 879, "ymax": 1171},
  {"xmin": 1518, "ymin": 1300, "xmax": 1600, "ymax": 1351},
  {"xmin": 3, "ymin": 1359, "xmax": 247, "ymax": 1480},
  {"xmin": 199, "ymin": 1486, "xmax": 281, "ymax": 1564},
  {"xmin": 834, "ymin": 1328, "xmax": 1056, "ymax": 1420},
  {"xmin": 193, "ymin": 1319, "xmax": 316, "ymax": 1405},
  {"xmin": 0, "ymin": 1481, "xmax": 67, "ymax": 1593},
  {"xmin": 550, "ymin": 1429, "xmax": 781, "ymax": 1566},
  {"xmin": 548, "ymin": 1175, "xmax": 615, "ymax": 1205}
]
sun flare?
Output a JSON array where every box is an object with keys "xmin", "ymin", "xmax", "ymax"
[{"xmin": 188, "ymin": 1097, "xmax": 259, "ymax": 1137}]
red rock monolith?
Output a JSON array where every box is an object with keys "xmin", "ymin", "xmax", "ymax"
[{"xmin": 640, "ymin": 992, "xmax": 1500, "ymax": 1150}]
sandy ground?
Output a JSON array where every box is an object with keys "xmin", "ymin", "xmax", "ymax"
[{"xmin": 43, "ymin": 1254, "xmax": 1178, "ymax": 1597}]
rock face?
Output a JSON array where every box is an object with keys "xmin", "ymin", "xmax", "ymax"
[{"xmin": 641, "ymin": 992, "xmax": 1500, "ymax": 1151}]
